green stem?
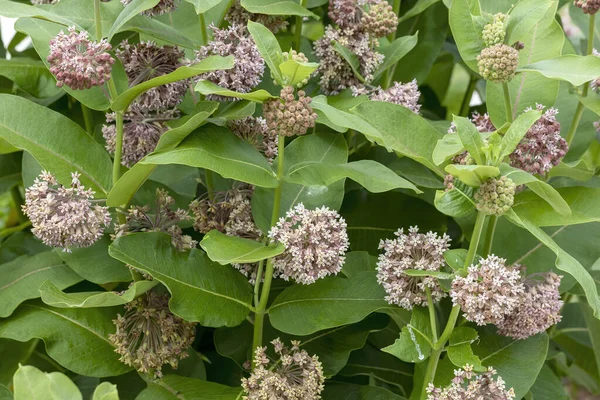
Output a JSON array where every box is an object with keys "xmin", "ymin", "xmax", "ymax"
[
  {"xmin": 459, "ymin": 77, "xmax": 477, "ymax": 117},
  {"xmin": 199, "ymin": 13, "xmax": 208, "ymax": 45},
  {"xmin": 566, "ymin": 102, "xmax": 586, "ymax": 146},
  {"xmin": 426, "ymin": 287, "xmax": 438, "ymax": 342},
  {"xmin": 502, "ymin": 82, "xmax": 513, "ymax": 123},
  {"xmin": 382, "ymin": 0, "xmax": 402, "ymax": 88},
  {"xmin": 483, "ymin": 215, "xmax": 497, "ymax": 257},
  {"xmin": 112, "ymin": 111, "xmax": 124, "ymax": 187},
  {"xmin": 254, "ymin": 259, "xmax": 265, "ymax": 306},
  {"xmin": 10, "ymin": 185, "xmax": 26, "ymax": 224},
  {"xmin": 419, "ymin": 212, "xmax": 487, "ymax": 399},
  {"xmin": 205, "ymin": 170, "xmax": 215, "ymax": 202},
  {"xmin": 270, "ymin": 135, "xmax": 286, "ymax": 226},
  {"xmin": 0, "ymin": 221, "xmax": 31, "ymax": 239},
  {"xmin": 81, "ymin": 103, "xmax": 93, "ymax": 135},
  {"xmin": 294, "ymin": 0, "xmax": 306, "ymax": 52},
  {"xmin": 94, "ymin": 0, "xmax": 102, "ymax": 40}
]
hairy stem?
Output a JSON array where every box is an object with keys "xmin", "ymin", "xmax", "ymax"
[
  {"xmin": 205, "ymin": 170, "xmax": 215, "ymax": 202},
  {"xmin": 483, "ymin": 215, "xmax": 497, "ymax": 257},
  {"xmin": 112, "ymin": 111, "xmax": 124, "ymax": 187},
  {"xmin": 94, "ymin": 0, "xmax": 102, "ymax": 40},
  {"xmin": 567, "ymin": 13, "xmax": 595, "ymax": 146},
  {"xmin": 419, "ymin": 211, "xmax": 487, "ymax": 399},
  {"xmin": 81, "ymin": 103, "xmax": 94, "ymax": 135},
  {"xmin": 502, "ymin": 82, "xmax": 513, "ymax": 123},
  {"xmin": 294, "ymin": 0, "xmax": 306, "ymax": 52},
  {"xmin": 426, "ymin": 287, "xmax": 438, "ymax": 342},
  {"xmin": 460, "ymin": 77, "xmax": 477, "ymax": 117}
]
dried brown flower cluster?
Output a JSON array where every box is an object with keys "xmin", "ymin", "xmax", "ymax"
[
  {"xmin": 263, "ymin": 86, "xmax": 317, "ymax": 137},
  {"xmin": 427, "ymin": 365, "xmax": 515, "ymax": 400}
]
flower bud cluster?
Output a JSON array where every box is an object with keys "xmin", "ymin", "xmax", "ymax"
[
  {"xmin": 575, "ymin": 0, "xmax": 600, "ymax": 14},
  {"xmin": 376, "ymin": 226, "xmax": 451, "ymax": 310},
  {"xmin": 477, "ymin": 43, "xmax": 519, "ymax": 83},
  {"xmin": 113, "ymin": 188, "xmax": 197, "ymax": 251},
  {"xmin": 269, "ymin": 203, "xmax": 349, "ymax": 285},
  {"xmin": 242, "ymin": 338, "xmax": 325, "ymax": 400},
  {"xmin": 228, "ymin": 117, "xmax": 278, "ymax": 163},
  {"xmin": 509, "ymin": 105, "xmax": 568, "ymax": 175},
  {"xmin": 482, "ymin": 13, "xmax": 507, "ymax": 47},
  {"xmin": 22, "ymin": 171, "xmax": 111, "ymax": 251},
  {"xmin": 48, "ymin": 27, "xmax": 114, "ymax": 90},
  {"xmin": 109, "ymin": 292, "xmax": 195, "ymax": 377},
  {"xmin": 474, "ymin": 176, "xmax": 516, "ymax": 216},
  {"xmin": 263, "ymin": 86, "xmax": 317, "ymax": 137},
  {"xmin": 427, "ymin": 365, "xmax": 515, "ymax": 400},
  {"xmin": 195, "ymin": 24, "xmax": 265, "ymax": 101},
  {"xmin": 121, "ymin": 0, "xmax": 177, "ymax": 16},
  {"xmin": 226, "ymin": 0, "xmax": 288, "ymax": 33}
]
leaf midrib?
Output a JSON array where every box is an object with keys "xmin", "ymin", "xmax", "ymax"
[{"xmin": 0, "ymin": 263, "xmax": 66, "ymax": 291}]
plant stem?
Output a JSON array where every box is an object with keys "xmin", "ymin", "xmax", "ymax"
[
  {"xmin": 94, "ymin": 0, "xmax": 102, "ymax": 40},
  {"xmin": 483, "ymin": 215, "xmax": 497, "ymax": 257},
  {"xmin": 10, "ymin": 185, "xmax": 26, "ymax": 224},
  {"xmin": 270, "ymin": 135, "xmax": 286, "ymax": 225},
  {"xmin": 205, "ymin": 170, "xmax": 215, "ymax": 202},
  {"xmin": 81, "ymin": 103, "xmax": 94, "ymax": 135},
  {"xmin": 199, "ymin": 13, "xmax": 208, "ymax": 45},
  {"xmin": 502, "ymin": 82, "xmax": 513, "ymax": 123},
  {"xmin": 419, "ymin": 212, "xmax": 487, "ymax": 399},
  {"xmin": 294, "ymin": 0, "xmax": 306, "ymax": 52},
  {"xmin": 112, "ymin": 111, "xmax": 124, "ymax": 187},
  {"xmin": 426, "ymin": 287, "xmax": 438, "ymax": 342},
  {"xmin": 460, "ymin": 77, "xmax": 477, "ymax": 117},
  {"xmin": 566, "ymin": 13, "xmax": 595, "ymax": 146}
]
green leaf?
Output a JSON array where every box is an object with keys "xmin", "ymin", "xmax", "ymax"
[
  {"xmin": 444, "ymin": 249, "xmax": 469, "ymax": 271},
  {"xmin": 0, "ymin": 94, "xmax": 113, "ymax": 194},
  {"xmin": 374, "ymin": 34, "xmax": 419, "ymax": 80},
  {"xmin": 13, "ymin": 365, "xmax": 82, "ymax": 400},
  {"xmin": 547, "ymin": 160, "xmax": 595, "ymax": 181},
  {"xmin": 453, "ymin": 115, "xmax": 485, "ymax": 165},
  {"xmin": 518, "ymin": 55, "xmax": 600, "ymax": 86},
  {"xmin": 0, "ymin": 385, "xmax": 11, "ymax": 400},
  {"xmin": 382, "ymin": 307, "xmax": 433, "ymax": 363},
  {"xmin": 141, "ymin": 126, "xmax": 278, "ymax": 188},
  {"xmin": 92, "ymin": 382, "xmax": 119, "ymax": 400},
  {"xmin": 0, "ymin": 58, "xmax": 62, "ymax": 99},
  {"xmin": 398, "ymin": 0, "xmax": 441, "ymax": 23},
  {"xmin": 269, "ymin": 271, "xmax": 391, "ymax": 335},
  {"xmin": 446, "ymin": 327, "xmax": 485, "ymax": 371},
  {"xmin": 241, "ymin": 0, "xmax": 317, "ymax": 17},
  {"xmin": 0, "ymin": 0, "xmax": 76, "ymax": 27},
  {"xmin": 285, "ymin": 160, "xmax": 421, "ymax": 194},
  {"xmin": 352, "ymin": 102, "xmax": 445, "ymax": 175},
  {"xmin": 107, "ymin": 102, "xmax": 217, "ymax": 207},
  {"xmin": 107, "ymin": 0, "xmax": 160, "ymax": 39},
  {"xmin": 40, "ymin": 280, "xmax": 157, "ymax": 308},
  {"xmin": 195, "ymin": 80, "xmax": 276, "ymax": 102},
  {"xmin": 506, "ymin": 0, "xmax": 554, "ymax": 44},
  {"xmin": 247, "ymin": 20, "xmax": 284, "ymax": 84},
  {"xmin": 506, "ymin": 209, "xmax": 600, "ymax": 318},
  {"xmin": 445, "ymin": 165, "xmax": 500, "ymax": 187},
  {"xmin": 111, "ymin": 56, "xmax": 233, "ymax": 111},
  {"xmin": 121, "ymin": 13, "xmax": 200, "ymax": 49},
  {"xmin": 183, "ymin": 0, "xmax": 224, "ymax": 13},
  {"xmin": 529, "ymin": 364, "xmax": 569, "ymax": 400},
  {"xmin": 403, "ymin": 270, "xmax": 454, "ymax": 279},
  {"xmin": 200, "ymin": 230, "xmax": 284, "ymax": 265},
  {"xmin": 109, "ymin": 233, "xmax": 253, "ymax": 327},
  {"xmin": 136, "ymin": 375, "xmax": 240, "ymax": 399},
  {"xmin": 581, "ymin": 301, "xmax": 600, "ymax": 379},
  {"xmin": 496, "ymin": 109, "xmax": 542, "ymax": 163},
  {"xmin": 0, "ymin": 152, "xmax": 22, "ymax": 193},
  {"xmin": 433, "ymin": 133, "xmax": 465, "ymax": 165},
  {"xmin": 323, "ymin": 383, "xmax": 405, "ymax": 400},
  {"xmin": 0, "ymin": 303, "xmax": 131, "ymax": 377},
  {"xmin": 0, "ymin": 252, "xmax": 82, "ymax": 318},
  {"xmin": 333, "ymin": 41, "xmax": 365, "ymax": 82},
  {"xmin": 434, "ymin": 181, "xmax": 476, "ymax": 218},
  {"xmin": 278, "ymin": 59, "xmax": 319, "ymax": 87},
  {"xmin": 0, "ymin": 340, "xmax": 36, "ymax": 386},
  {"xmin": 449, "ymin": 0, "xmax": 483, "ymax": 72}
]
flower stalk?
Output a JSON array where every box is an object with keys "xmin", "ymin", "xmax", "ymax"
[{"xmin": 294, "ymin": 0, "xmax": 306, "ymax": 52}]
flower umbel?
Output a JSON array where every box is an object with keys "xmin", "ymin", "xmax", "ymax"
[
  {"xmin": 241, "ymin": 338, "xmax": 325, "ymax": 400},
  {"xmin": 451, "ymin": 255, "xmax": 524, "ymax": 326},
  {"xmin": 574, "ymin": 0, "xmax": 600, "ymax": 14},
  {"xmin": 482, "ymin": 13, "xmax": 507, "ymax": 47},
  {"xmin": 269, "ymin": 203, "xmax": 349, "ymax": 285},
  {"xmin": 22, "ymin": 171, "xmax": 111, "ymax": 251},
  {"xmin": 121, "ymin": 0, "xmax": 177, "ymax": 16},
  {"xmin": 48, "ymin": 26, "xmax": 114, "ymax": 90},
  {"xmin": 377, "ymin": 227, "xmax": 451, "ymax": 310},
  {"xmin": 427, "ymin": 365, "xmax": 515, "ymax": 400},
  {"xmin": 477, "ymin": 43, "xmax": 519, "ymax": 83},
  {"xmin": 228, "ymin": 117, "xmax": 278, "ymax": 163},
  {"xmin": 263, "ymin": 86, "xmax": 318, "ymax": 137},
  {"xmin": 109, "ymin": 292, "xmax": 196, "ymax": 377},
  {"xmin": 368, "ymin": 80, "xmax": 422, "ymax": 114}
]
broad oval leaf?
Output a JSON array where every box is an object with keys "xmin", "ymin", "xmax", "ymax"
[
  {"xmin": 241, "ymin": 0, "xmax": 317, "ymax": 18},
  {"xmin": 200, "ymin": 230, "xmax": 284, "ymax": 265},
  {"xmin": 135, "ymin": 375, "xmax": 241, "ymax": 399},
  {"xmin": 0, "ymin": 302, "xmax": 131, "ymax": 377},
  {"xmin": 109, "ymin": 233, "xmax": 253, "ymax": 327},
  {"xmin": 518, "ymin": 55, "xmax": 600, "ymax": 86},
  {"xmin": 453, "ymin": 115, "xmax": 485, "ymax": 165},
  {"xmin": 278, "ymin": 59, "xmax": 318, "ymax": 87},
  {"xmin": 434, "ymin": 181, "xmax": 476, "ymax": 218},
  {"xmin": 247, "ymin": 20, "xmax": 284, "ymax": 84},
  {"xmin": 13, "ymin": 365, "xmax": 82, "ymax": 400},
  {"xmin": 496, "ymin": 109, "xmax": 542, "ymax": 163},
  {"xmin": 444, "ymin": 165, "xmax": 500, "ymax": 187},
  {"xmin": 195, "ymin": 80, "xmax": 276, "ymax": 102},
  {"xmin": 373, "ymin": 33, "xmax": 419, "ymax": 81},
  {"xmin": 449, "ymin": 0, "xmax": 483, "ymax": 72},
  {"xmin": 91, "ymin": 382, "xmax": 119, "ymax": 400},
  {"xmin": 40, "ymin": 280, "xmax": 158, "ymax": 308},
  {"xmin": 0, "ymin": 58, "xmax": 62, "ymax": 99},
  {"xmin": 382, "ymin": 307, "xmax": 433, "ymax": 363},
  {"xmin": 183, "ymin": 0, "xmax": 224, "ymax": 13}
]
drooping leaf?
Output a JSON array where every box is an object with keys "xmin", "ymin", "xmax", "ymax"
[
  {"xmin": 13, "ymin": 365, "xmax": 82, "ymax": 400},
  {"xmin": 40, "ymin": 280, "xmax": 157, "ymax": 308},
  {"xmin": 0, "ymin": 0, "xmax": 77, "ymax": 27},
  {"xmin": 195, "ymin": 80, "xmax": 276, "ymax": 102},
  {"xmin": 518, "ymin": 55, "xmax": 600, "ymax": 86},
  {"xmin": 398, "ymin": 0, "xmax": 440, "ymax": 23},
  {"xmin": 135, "ymin": 375, "xmax": 241, "ymax": 399},
  {"xmin": 200, "ymin": 230, "xmax": 284, "ymax": 265},
  {"xmin": 0, "ymin": 385, "xmax": 11, "ymax": 400},
  {"xmin": 109, "ymin": 233, "xmax": 253, "ymax": 327},
  {"xmin": 382, "ymin": 307, "xmax": 433, "ymax": 363}
]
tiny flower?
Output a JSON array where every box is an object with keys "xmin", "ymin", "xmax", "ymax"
[
  {"xmin": 427, "ymin": 365, "xmax": 515, "ymax": 400},
  {"xmin": 269, "ymin": 203, "xmax": 349, "ymax": 285},
  {"xmin": 47, "ymin": 26, "xmax": 114, "ymax": 90},
  {"xmin": 574, "ymin": 0, "xmax": 600, "ymax": 14},
  {"xmin": 113, "ymin": 188, "xmax": 196, "ymax": 251},
  {"xmin": 497, "ymin": 272, "xmax": 563, "ymax": 340},
  {"xmin": 228, "ymin": 117, "xmax": 278, "ymax": 163},
  {"xmin": 509, "ymin": 105, "xmax": 568, "ymax": 175},
  {"xmin": 263, "ymin": 86, "xmax": 318, "ymax": 137},
  {"xmin": 22, "ymin": 171, "xmax": 110, "ymax": 251},
  {"xmin": 482, "ymin": 13, "xmax": 507, "ymax": 47},
  {"xmin": 377, "ymin": 226, "xmax": 451, "ymax": 310},
  {"xmin": 195, "ymin": 24, "xmax": 265, "ymax": 101},
  {"xmin": 226, "ymin": 0, "xmax": 288, "ymax": 33},
  {"xmin": 121, "ymin": 0, "xmax": 177, "ymax": 16},
  {"xmin": 109, "ymin": 292, "xmax": 196, "ymax": 377},
  {"xmin": 367, "ymin": 80, "xmax": 422, "ymax": 114},
  {"xmin": 102, "ymin": 108, "xmax": 178, "ymax": 167},
  {"xmin": 474, "ymin": 176, "xmax": 516, "ymax": 216},
  {"xmin": 116, "ymin": 41, "xmax": 188, "ymax": 111},
  {"xmin": 477, "ymin": 43, "xmax": 519, "ymax": 83},
  {"xmin": 241, "ymin": 338, "xmax": 325, "ymax": 400},
  {"xmin": 451, "ymin": 255, "xmax": 524, "ymax": 326}
]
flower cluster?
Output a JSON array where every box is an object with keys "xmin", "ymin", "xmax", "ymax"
[
  {"xmin": 474, "ymin": 176, "xmax": 516, "ymax": 216},
  {"xmin": 574, "ymin": 0, "xmax": 600, "ymax": 14},
  {"xmin": 228, "ymin": 117, "xmax": 278, "ymax": 163},
  {"xmin": 103, "ymin": 108, "xmax": 177, "ymax": 167},
  {"xmin": 226, "ymin": 0, "xmax": 288, "ymax": 33},
  {"xmin": 368, "ymin": 80, "xmax": 422, "ymax": 114},
  {"xmin": 451, "ymin": 255, "xmax": 524, "ymax": 326},
  {"xmin": 482, "ymin": 13, "xmax": 507, "ymax": 47},
  {"xmin": 121, "ymin": 0, "xmax": 177, "ymax": 16},
  {"xmin": 427, "ymin": 365, "xmax": 515, "ymax": 400},
  {"xmin": 195, "ymin": 24, "xmax": 265, "ymax": 101},
  {"xmin": 509, "ymin": 105, "xmax": 568, "ymax": 175},
  {"xmin": 22, "ymin": 171, "xmax": 111, "ymax": 251},
  {"xmin": 113, "ymin": 189, "xmax": 196, "ymax": 251},
  {"xmin": 497, "ymin": 272, "xmax": 563, "ymax": 339},
  {"xmin": 48, "ymin": 27, "xmax": 114, "ymax": 90},
  {"xmin": 116, "ymin": 41, "xmax": 188, "ymax": 111},
  {"xmin": 313, "ymin": 26, "xmax": 384, "ymax": 94},
  {"xmin": 377, "ymin": 227, "xmax": 451, "ymax": 310},
  {"xmin": 263, "ymin": 86, "xmax": 318, "ymax": 137},
  {"xmin": 269, "ymin": 203, "xmax": 349, "ymax": 285},
  {"xmin": 477, "ymin": 43, "xmax": 519, "ymax": 83},
  {"xmin": 241, "ymin": 339, "xmax": 325, "ymax": 400},
  {"xmin": 109, "ymin": 292, "xmax": 196, "ymax": 377},
  {"xmin": 328, "ymin": 0, "xmax": 398, "ymax": 38}
]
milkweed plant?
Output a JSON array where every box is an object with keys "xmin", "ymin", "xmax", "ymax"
[{"xmin": 0, "ymin": 0, "xmax": 600, "ymax": 399}]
